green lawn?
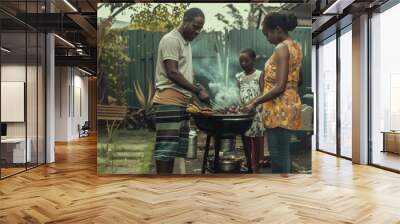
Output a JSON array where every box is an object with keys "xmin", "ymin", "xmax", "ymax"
[{"xmin": 97, "ymin": 129, "xmax": 155, "ymax": 174}]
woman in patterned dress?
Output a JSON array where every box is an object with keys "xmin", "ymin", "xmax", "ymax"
[
  {"xmin": 244, "ymin": 13, "xmax": 302, "ymax": 174},
  {"xmin": 235, "ymin": 48, "xmax": 265, "ymax": 173}
]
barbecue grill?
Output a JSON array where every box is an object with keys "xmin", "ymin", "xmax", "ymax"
[
  {"xmin": 191, "ymin": 111, "xmax": 256, "ymax": 173},
  {"xmin": 192, "ymin": 112, "xmax": 255, "ymax": 137}
]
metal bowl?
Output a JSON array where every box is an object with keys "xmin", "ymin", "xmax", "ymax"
[
  {"xmin": 219, "ymin": 158, "xmax": 243, "ymax": 173},
  {"xmin": 192, "ymin": 111, "xmax": 255, "ymax": 137},
  {"xmin": 207, "ymin": 156, "xmax": 243, "ymax": 173}
]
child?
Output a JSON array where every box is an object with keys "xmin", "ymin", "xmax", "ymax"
[{"xmin": 235, "ymin": 48, "xmax": 265, "ymax": 173}]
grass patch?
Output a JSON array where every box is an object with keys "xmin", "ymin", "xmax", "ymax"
[{"xmin": 97, "ymin": 128, "xmax": 155, "ymax": 174}]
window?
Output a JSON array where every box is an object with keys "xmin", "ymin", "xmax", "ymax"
[
  {"xmin": 370, "ymin": 2, "xmax": 400, "ymax": 171},
  {"xmin": 0, "ymin": 1, "xmax": 47, "ymax": 179},
  {"xmin": 339, "ymin": 27, "xmax": 352, "ymax": 158},
  {"xmin": 317, "ymin": 35, "xmax": 337, "ymax": 154},
  {"xmin": 312, "ymin": 45, "xmax": 316, "ymax": 150}
]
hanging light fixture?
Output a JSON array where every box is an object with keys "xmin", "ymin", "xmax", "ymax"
[
  {"xmin": 63, "ymin": 0, "xmax": 78, "ymax": 12},
  {"xmin": 54, "ymin": 34, "xmax": 75, "ymax": 48},
  {"xmin": 78, "ymin": 67, "xmax": 94, "ymax": 76},
  {"xmin": 322, "ymin": 0, "xmax": 355, "ymax": 15},
  {"xmin": 1, "ymin": 47, "xmax": 11, "ymax": 53}
]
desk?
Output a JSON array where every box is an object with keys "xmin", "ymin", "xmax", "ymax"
[
  {"xmin": 1, "ymin": 138, "xmax": 31, "ymax": 163},
  {"xmin": 382, "ymin": 131, "xmax": 400, "ymax": 154}
]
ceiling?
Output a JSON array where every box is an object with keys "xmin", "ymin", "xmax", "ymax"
[
  {"xmin": 0, "ymin": 0, "xmax": 98, "ymax": 74},
  {"xmin": 312, "ymin": 0, "xmax": 390, "ymax": 43},
  {"xmin": 4, "ymin": 0, "xmax": 392, "ymax": 72}
]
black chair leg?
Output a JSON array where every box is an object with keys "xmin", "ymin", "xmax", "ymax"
[{"xmin": 201, "ymin": 135, "xmax": 211, "ymax": 174}]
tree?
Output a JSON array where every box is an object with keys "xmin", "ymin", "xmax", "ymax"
[
  {"xmin": 215, "ymin": 4, "xmax": 245, "ymax": 33},
  {"xmin": 98, "ymin": 3, "xmax": 135, "ymax": 19},
  {"xmin": 128, "ymin": 3, "xmax": 190, "ymax": 32},
  {"xmin": 97, "ymin": 3, "xmax": 136, "ymax": 104},
  {"xmin": 247, "ymin": 4, "xmax": 262, "ymax": 29},
  {"xmin": 97, "ymin": 3, "xmax": 190, "ymax": 104},
  {"xmin": 99, "ymin": 28, "xmax": 130, "ymax": 105},
  {"xmin": 214, "ymin": 3, "xmax": 263, "ymax": 32}
]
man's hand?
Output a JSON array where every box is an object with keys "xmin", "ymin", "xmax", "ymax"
[{"xmin": 197, "ymin": 84, "xmax": 210, "ymax": 102}]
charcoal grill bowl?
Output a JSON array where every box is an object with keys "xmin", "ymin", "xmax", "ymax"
[{"xmin": 192, "ymin": 112, "xmax": 255, "ymax": 137}]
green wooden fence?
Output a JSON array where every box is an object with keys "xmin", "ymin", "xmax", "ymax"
[
  {"xmin": 127, "ymin": 30, "xmax": 162, "ymax": 109},
  {"xmin": 127, "ymin": 27, "xmax": 311, "ymax": 109}
]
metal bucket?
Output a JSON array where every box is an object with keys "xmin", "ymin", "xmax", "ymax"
[
  {"xmin": 221, "ymin": 139, "xmax": 235, "ymax": 152},
  {"xmin": 187, "ymin": 129, "xmax": 198, "ymax": 159}
]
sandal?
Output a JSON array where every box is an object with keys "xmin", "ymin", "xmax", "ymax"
[{"xmin": 259, "ymin": 156, "xmax": 270, "ymax": 168}]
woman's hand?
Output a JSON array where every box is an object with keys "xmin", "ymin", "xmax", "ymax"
[{"xmin": 243, "ymin": 101, "xmax": 257, "ymax": 113}]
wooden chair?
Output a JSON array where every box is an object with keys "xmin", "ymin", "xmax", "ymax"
[{"xmin": 97, "ymin": 104, "xmax": 128, "ymax": 142}]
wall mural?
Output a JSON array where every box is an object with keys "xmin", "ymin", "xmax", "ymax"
[{"xmin": 97, "ymin": 2, "xmax": 313, "ymax": 175}]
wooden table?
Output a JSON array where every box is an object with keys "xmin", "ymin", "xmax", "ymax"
[{"xmin": 1, "ymin": 138, "xmax": 32, "ymax": 165}]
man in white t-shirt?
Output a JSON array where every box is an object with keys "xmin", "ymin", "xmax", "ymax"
[{"xmin": 152, "ymin": 8, "xmax": 210, "ymax": 174}]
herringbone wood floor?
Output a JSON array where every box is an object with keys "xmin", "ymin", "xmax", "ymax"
[{"xmin": 1, "ymin": 135, "xmax": 400, "ymax": 224}]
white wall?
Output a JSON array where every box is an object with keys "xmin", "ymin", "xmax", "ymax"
[
  {"xmin": 1, "ymin": 82, "xmax": 25, "ymax": 122},
  {"xmin": 1, "ymin": 64, "xmax": 26, "ymax": 138},
  {"xmin": 55, "ymin": 67, "xmax": 89, "ymax": 141},
  {"xmin": 1, "ymin": 64, "xmax": 26, "ymax": 82},
  {"xmin": 72, "ymin": 73, "xmax": 89, "ymax": 138},
  {"xmin": 55, "ymin": 67, "xmax": 69, "ymax": 141}
]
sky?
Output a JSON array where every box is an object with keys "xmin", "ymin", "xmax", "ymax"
[{"xmin": 98, "ymin": 3, "xmax": 282, "ymax": 32}]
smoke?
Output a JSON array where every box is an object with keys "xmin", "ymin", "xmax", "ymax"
[
  {"xmin": 191, "ymin": 33, "xmax": 243, "ymax": 109},
  {"xmin": 209, "ymin": 81, "xmax": 241, "ymax": 109},
  {"xmin": 193, "ymin": 54, "xmax": 241, "ymax": 109}
]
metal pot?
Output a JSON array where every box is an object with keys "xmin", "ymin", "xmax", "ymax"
[
  {"xmin": 186, "ymin": 129, "xmax": 198, "ymax": 159},
  {"xmin": 207, "ymin": 155, "xmax": 243, "ymax": 173},
  {"xmin": 219, "ymin": 158, "xmax": 242, "ymax": 173}
]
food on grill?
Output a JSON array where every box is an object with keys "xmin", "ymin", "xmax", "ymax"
[
  {"xmin": 186, "ymin": 104, "xmax": 201, "ymax": 113},
  {"xmin": 187, "ymin": 104, "xmax": 215, "ymax": 115},
  {"xmin": 214, "ymin": 105, "xmax": 245, "ymax": 115},
  {"xmin": 201, "ymin": 107, "xmax": 213, "ymax": 112},
  {"xmin": 187, "ymin": 103, "xmax": 248, "ymax": 116},
  {"xmin": 200, "ymin": 110, "xmax": 213, "ymax": 116}
]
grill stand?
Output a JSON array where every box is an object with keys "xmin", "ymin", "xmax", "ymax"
[{"xmin": 201, "ymin": 134, "xmax": 252, "ymax": 174}]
